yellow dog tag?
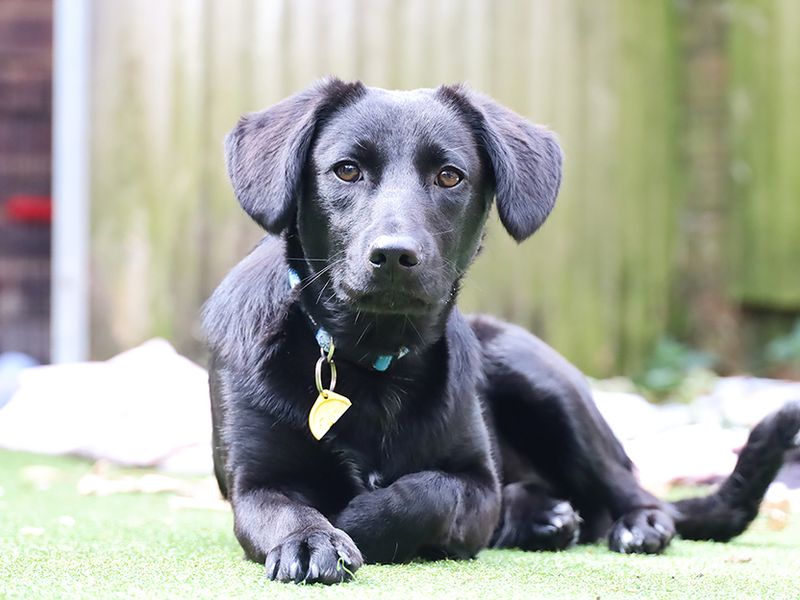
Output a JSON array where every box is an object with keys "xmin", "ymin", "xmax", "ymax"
[{"xmin": 308, "ymin": 389, "xmax": 352, "ymax": 440}]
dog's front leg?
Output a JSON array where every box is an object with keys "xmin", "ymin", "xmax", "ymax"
[
  {"xmin": 333, "ymin": 469, "xmax": 500, "ymax": 563},
  {"xmin": 232, "ymin": 488, "xmax": 363, "ymax": 584}
]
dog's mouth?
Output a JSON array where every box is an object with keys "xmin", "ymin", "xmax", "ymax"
[{"xmin": 339, "ymin": 283, "xmax": 433, "ymax": 315}]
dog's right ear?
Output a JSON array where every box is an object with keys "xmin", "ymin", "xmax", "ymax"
[{"xmin": 224, "ymin": 78, "xmax": 366, "ymax": 233}]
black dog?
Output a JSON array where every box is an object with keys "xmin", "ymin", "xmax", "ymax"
[{"xmin": 204, "ymin": 78, "xmax": 800, "ymax": 584}]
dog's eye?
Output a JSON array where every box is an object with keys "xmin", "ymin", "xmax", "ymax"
[
  {"xmin": 334, "ymin": 162, "xmax": 361, "ymax": 183},
  {"xmin": 435, "ymin": 168, "xmax": 463, "ymax": 188}
]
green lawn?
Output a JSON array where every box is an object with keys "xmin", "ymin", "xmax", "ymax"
[{"xmin": 1, "ymin": 451, "xmax": 798, "ymax": 600}]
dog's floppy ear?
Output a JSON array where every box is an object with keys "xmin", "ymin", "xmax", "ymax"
[
  {"xmin": 438, "ymin": 85, "xmax": 563, "ymax": 242},
  {"xmin": 224, "ymin": 77, "xmax": 366, "ymax": 233}
]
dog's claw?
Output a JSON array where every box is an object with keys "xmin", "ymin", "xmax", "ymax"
[
  {"xmin": 306, "ymin": 562, "xmax": 319, "ymax": 583},
  {"xmin": 265, "ymin": 552, "xmax": 279, "ymax": 580},
  {"xmin": 288, "ymin": 560, "xmax": 301, "ymax": 582}
]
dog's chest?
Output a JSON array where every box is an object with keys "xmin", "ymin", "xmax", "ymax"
[
  {"xmin": 325, "ymin": 406, "xmax": 419, "ymax": 493},
  {"xmin": 328, "ymin": 442, "xmax": 385, "ymax": 492},
  {"xmin": 320, "ymin": 379, "xmax": 414, "ymax": 490}
]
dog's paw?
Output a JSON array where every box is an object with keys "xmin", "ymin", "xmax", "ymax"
[
  {"xmin": 493, "ymin": 500, "xmax": 581, "ymax": 551},
  {"xmin": 264, "ymin": 527, "xmax": 363, "ymax": 584},
  {"xmin": 608, "ymin": 508, "xmax": 674, "ymax": 554}
]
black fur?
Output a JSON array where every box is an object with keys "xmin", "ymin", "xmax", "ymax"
[{"xmin": 204, "ymin": 78, "xmax": 800, "ymax": 584}]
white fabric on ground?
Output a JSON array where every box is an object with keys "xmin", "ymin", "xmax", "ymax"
[{"xmin": 0, "ymin": 339, "xmax": 212, "ymax": 473}]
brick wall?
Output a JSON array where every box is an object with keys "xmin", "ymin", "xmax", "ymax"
[{"xmin": 0, "ymin": 0, "xmax": 52, "ymax": 361}]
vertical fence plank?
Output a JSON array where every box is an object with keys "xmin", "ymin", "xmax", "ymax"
[
  {"xmin": 91, "ymin": 0, "xmax": 208, "ymax": 357},
  {"xmin": 613, "ymin": 0, "xmax": 682, "ymax": 371},
  {"xmin": 200, "ymin": 0, "xmax": 262, "ymax": 302},
  {"xmin": 319, "ymin": 0, "xmax": 359, "ymax": 82},
  {"xmin": 730, "ymin": 0, "xmax": 800, "ymax": 309}
]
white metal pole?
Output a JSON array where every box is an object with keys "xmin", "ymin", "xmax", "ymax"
[{"xmin": 51, "ymin": 0, "xmax": 91, "ymax": 363}]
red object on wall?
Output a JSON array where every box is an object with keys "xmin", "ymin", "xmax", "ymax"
[
  {"xmin": 4, "ymin": 195, "xmax": 52, "ymax": 223},
  {"xmin": 0, "ymin": 0, "xmax": 53, "ymax": 363}
]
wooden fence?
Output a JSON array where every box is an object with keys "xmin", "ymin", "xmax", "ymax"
[
  {"xmin": 730, "ymin": 0, "xmax": 800, "ymax": 309},
  {"xmin": 88, "ymin": 0, "xmax": 800, "ymax": 376}
]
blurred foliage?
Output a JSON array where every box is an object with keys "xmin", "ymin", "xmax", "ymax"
[
  {"xmin": 635, "ymin": 337, "xmax": 718, "ymax": 401},
  {"xmin": 764, "ymin": 320, "xmax": 800, "ymax": 374}
]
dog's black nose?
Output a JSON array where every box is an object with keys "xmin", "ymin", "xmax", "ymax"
[{"xmin": 368, "ymin": 235, "xmax": 421, "ymax": 269}]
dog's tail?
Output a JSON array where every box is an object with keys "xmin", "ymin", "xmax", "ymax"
[{"xmin": 669, "ymin": 400, "xmax": 800, "ymax": 541}]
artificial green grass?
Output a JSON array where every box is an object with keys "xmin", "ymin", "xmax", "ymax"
[{"xmin": 1, "ymin": 451, "xmax": 798, "ymax": 599}]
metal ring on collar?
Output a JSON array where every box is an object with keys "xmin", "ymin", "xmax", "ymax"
[{"xmin": 315, "ymin": 355, "xmax": 337, "ymax": 393}]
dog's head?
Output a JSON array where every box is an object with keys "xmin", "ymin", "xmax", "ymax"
[{"xmin": 225, "ymin": 78, "xmax": 562, "ymax": 358}]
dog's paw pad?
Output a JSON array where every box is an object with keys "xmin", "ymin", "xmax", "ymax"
[
  {"xmin": 608, "ymin": 508, "xmax": 674, "ymax": 554},
  {"xmin": 265, "ymin": 528, "xmax": 363, "ymax": 584}
]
